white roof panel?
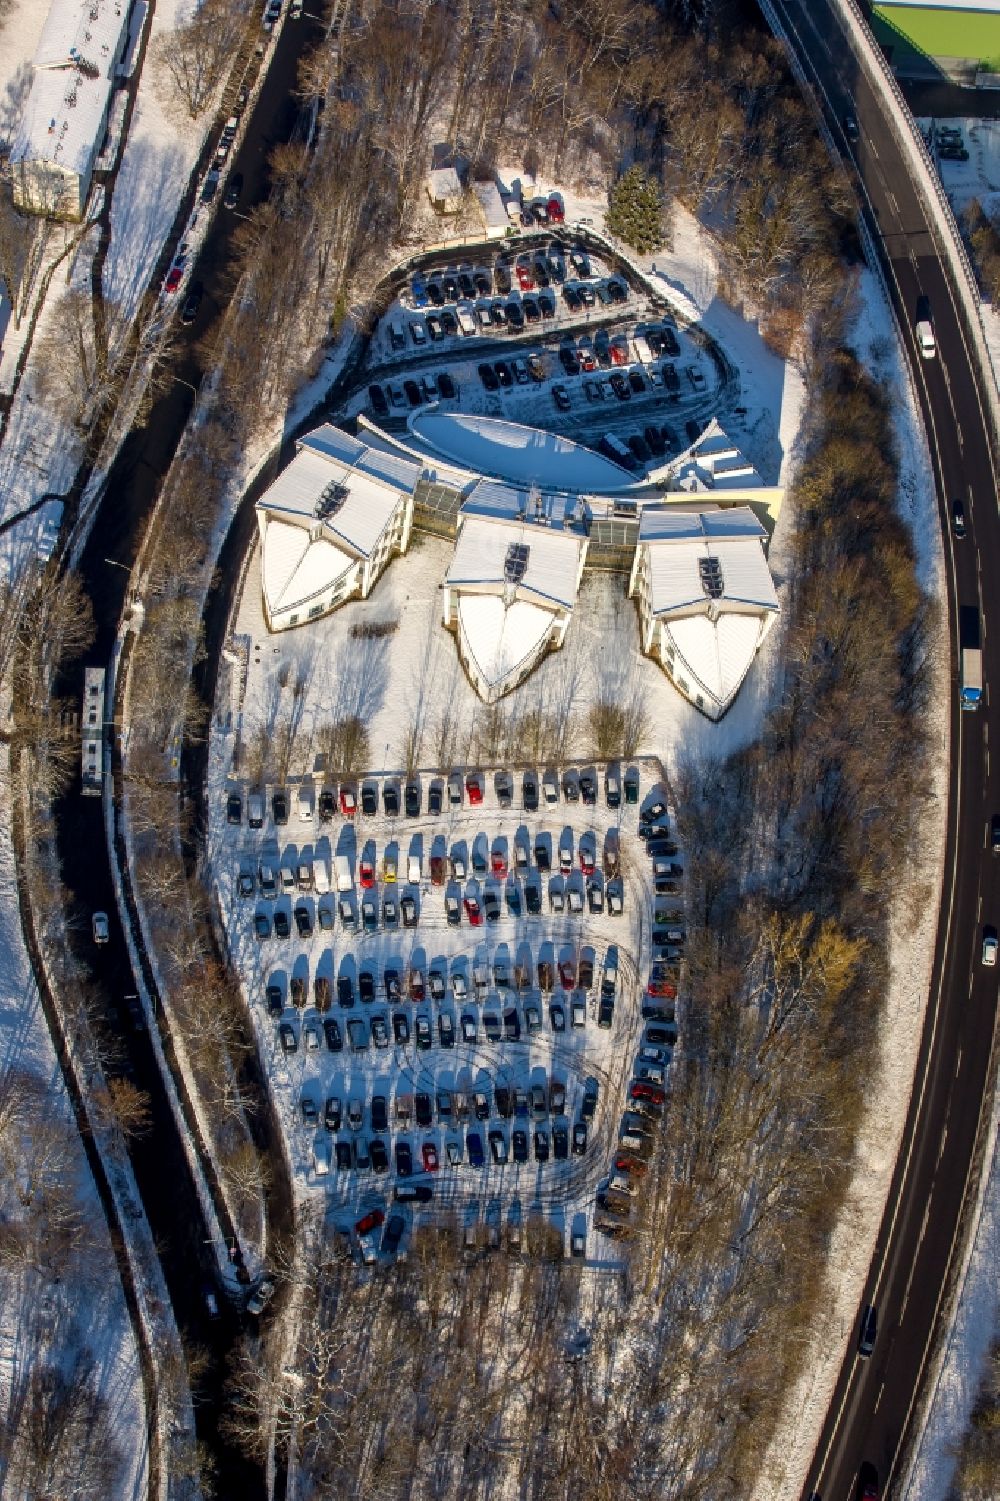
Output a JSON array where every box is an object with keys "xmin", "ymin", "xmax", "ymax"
[
  {"xmin": 257, "ymin": 427, "xmax": 414, "ymax": 558},
  {"xmin": 666, "ymin": 612, "xmax": 767, "ymax": 707},
  {"xmin": 262, "ymin": 519, "xmax": 354, "ymax": 615},
  {"xmin": 410, "ymin": 410, "xmax": 638, "ymax": 494},
  {"xmin": 447, "ymin": 512, "xmax": 582, "ymax": 610},
  {"xmin": 458, "ymin": 595, "xmax": 554, "ymax": 689}
]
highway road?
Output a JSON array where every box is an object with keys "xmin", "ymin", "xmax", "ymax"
[
  {"xmin": 769, "ymin": 4, "xmax": 1000, "ymax": 1499},
  {"xmin": 46, "ymin": 14, "xmax": 323, "ymax": 1496}
]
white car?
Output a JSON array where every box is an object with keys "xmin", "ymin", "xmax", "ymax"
[
  {"xmin": 92, "ymin": 911, "xmax": 109, "ymax": 945},
  {"xmin": 451, "ymin": 971, "xmax": 468, "ymax": 1001},
  {"xmin": 983, "ymin": 931, "xmax": 998, "ymax": 967}
]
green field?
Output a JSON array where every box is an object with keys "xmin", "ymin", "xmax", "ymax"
[{"xmin": 873, "ymin": 4, "xmax": 1000, "ymax": 68}]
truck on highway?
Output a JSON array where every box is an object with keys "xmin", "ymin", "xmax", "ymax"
[{"xmin": 960, "ymin": 604, "xmax": 982, "ymax": 710}]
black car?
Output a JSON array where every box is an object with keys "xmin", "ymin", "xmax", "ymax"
[
  {"xmin": 319, "ymin": 787, "xmax": 336, "ymax": 820},
  {"xmin": 371, "ymin": 1014, "xmax": 390, "ymax": 1048},
  {"xmin": 484, "ymin": 1012, "xmax": 502, "ymax": 1042},
  {"xmin": 506, "ymin": 300, "xmax": 525, "ymax": 329},
  {"xmin": 266, "ymin": 983, "xmax": 283, "ymax": 1017},
  {"xmin": 495, "ymin": 1084, "xmax": 513, "ymax": 1118},
  {"xmin": 181, "ymin": 282, "xmax": 203, "ymax": 325},
  {"xmin": 324, "ymin": 1096, "xmax": 342, "ymax": 1130},
  {"xmin": 323, "ymin": 1018, "xmax": 343, "ymax": 1051},
  {"xmin": 628, "ymin": 368, "xmax": 646, "ymax": 395},
  {"xmin": 396, "ymin": 1140, "xmax": 413, "ymax": 1177},
  {"xmin": 581, "ymin": 1077, "xmax": 599, "ymax": 1119},
  {"xmin": 552, "ymin": 384, "xmax": 571, "ymax": 412},
  {"xmin": 335, "ymin": 1140, "xmax": 353, "ymax": 1170},
  {"xmin": 382, "ymin": 1212, "xmax": 406, "ymax": 1254},
  {"xmin": 428, "ymin": 780, "xmax": 443, "ymax": 815},
  {"xmin": 483, "ymin": 888, "xmax": 501, "ymax": 923},
  {"xmin": 392, "ymin": 1011, "xmax": 410, "ymax": 1045},
  {"xmin": 858, "ymin": 1303, "xmax": 878, "ymax": 1358},
  {"xmin": 535, "ymin": 838, "xmax": 551, "ymax": 872},
  {"xmin": 383, "ymin": 783, "xmax": 400, "ymax": 816},
  {"xmin": 538, "ymin": 291, "xmax": 556, "ymax": 319},
  {"xmin": 403, "ymin": 379, "xmax": 422, "ymax": 408},
  {"xmin": 580, "ymin": 771, "xmax": 597, "ymax": 805},
  {"xmin": 562, "ymin": 285, "xmax": 581, "ymax": 312},
  {"xmin": 426, "ymin": 280, "xmax": 445, "ymax": 306},
  {"xmin": 358, "ymin": 969, "xmax": 375, "ymax": 1003},
  {"xmin": 371, "ymin": 1095, "xmax": 389, "ymax": 1133},
  {"xmin": 226, "ymin": 791, "xmax": 242, "ymax": 824},
  {"xmin": 503, "ymin": 1007, "xmax": 521, "ymax": 1041},
  {"xmin": 494, "ymin": 360, "xmax": 513, "ymax": 388},
  {"xmin": 609, "ymin": 372, "xmax": 630, "ymax": 400},
  {"xmin": 628, "ymin": 434, "xmax": 651, "ymax": 464},
  {"xmin": 404, "ymin": 780, "xmax": 421, "ymax": 817},
  {"xmin": 272, "ymin": 790, "xmax": 289, "ymax": 824},
  {"xmin": 598, "ymin": 996, "xmax": 614, "ymax": 1029},
  {"xmin": 534, "ymin": 1128, "xmax": 549, "ymax": 1163},
  {"xmin": 607, "ymin": 278, "xmax": 628, "ymax": 304},
  {"xmin": 644, "ymin": 424, "xmax": 666, "ymax": 456},
  {"xmin": 437, "ymin": 371, "xmax": 456, "ymax": 400},
  {"xmin": 415, "ymin": 1091, "xmax": 433, "ymax": 1127},
  {"xmin": 273, "ymin": 909, "xmax": 289, "ymax": 939},
  {"xmin": 494, "ymin": 261, "xmax": 512, "ymax": 294},
  {"xmin": 532, "ymin": 257, "xmax": 550, "ymax": 287},
  {"xmin": 223, "ymin": 172, "xmax": 243, "ymax": 210},
  {"xmin": 459, "ymin": 270, "xmax": 476, "ymax": 298},
  {"xmin": 505, "ymin": 882, "xmax": 521, "ymax": 917},
  {"xmin": 522, "ymin": 772, "xmax": 539, "ymax": 810},
  {"xmin": 559, "ymin": 345, "xmax": 580, "ymax": 376},
  {"xmin": 474, "ymin": 269, "xmax": 492, "ymax": 296},
  {"xmin": 952, "ymin": 498, "xmax": 966, "ymax": 537},
  {"xmin": 294, "ymin": 904, "xmax": 312, "ymax": 937},
  {"xmin": 525, "ymin": 881, "xmax": 542, "ymax": 915},
  {"xmin": 441, "ymin": 310, "xmax": 459, "ymax": 336},
  {"xmin": 337, "ymin": 975, "xmax": 354, "ymax": 1008},
  {"xmin": 661, "ymin": 324, "xmax": 680, "ymax": 356},
  {"xmin": 553, "ymin": 1124, "xmax": 569, "ymax": 1160},
  {"xmin": 395, "ymin": 1182, "xmax": 434, "ymax": 1202},
  {"xmin": 368, "ymin": 384, "xmax": 389, "ymax": 416},
  {"xmin": 361, "ymin": 782, "xmax": 378, "ymax": 815},
  {"xmin": 478, "ymin": 362, "xmax": 499, "ymax": 391},
  {"xmin": 572, "ymin": 1122, "xmax": 587, "ymax": 1156},
  {"xmin": 442, "ymin": 272, "xmax": 459, "ymax": 300},
  {"xmin": 370, "ymin": 1139, "xmax": 389, "ymax": 1173},
  {"xmin": 512, "ymin": 1128, "xmax": 529, "ymax": 1163}
]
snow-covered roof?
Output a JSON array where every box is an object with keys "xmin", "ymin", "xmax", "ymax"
[
  {"xmin": 428, "ymin": 165, "xmax": 462, "ymax": 198},
  {"xmin": 670, "ymin": 418, "xmax": 766, "ymax": 492},
  {"xmin": 458, "ymin": 595, "xmax": 555, "ymax": 691},
  {"xmin": 11, "ymin": 0, "xmax": 129, "ymax": 178},
  {"xmin": 257, "ymin": 425, "xmax": 418, "ymax": 559},
  {"xmin": 409, "ymin": 410, "xmax": 639, "ymax": 494},
  {"xmin": 462, "ymin": 477, "xmax": 587, "ymax": 530},
  {"xmin": 640, "ymin": 506, "xmax": 778, "ymax": 617},
  {"xmin": 475, "ymin": 179, "xmax": 508, "ymax": 229},
  {"xmin": 448, "ymin": 511, "xmax": 584, "ymax": 611},
  {"xmin": 665, "ymin": 613, "xmax": 771, "ymax": 707},
  {"xmin": 261, "ymin": 519, "xmax": 355, "ymax": 617}
]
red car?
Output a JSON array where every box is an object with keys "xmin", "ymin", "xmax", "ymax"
[
  {"xmin": 609, "ymin": 340, "xmax": 628, "ymax": 366},
  {"xmin": 466, "ymin": 774, "xmax": 483, "ymax": 805},
  {"xmin": 630, "ymin": 1080, "xmax": 665, "ymax": 1106},
  {"xmin": 430, "ymin": 855, "xmax": 445, "ymax": 886},
  {"xmin": 547, "ymin": 196, "xmax": 564, "ymax": 223},
  {"xmin": 340, "ymin": 784, "xmax": 357, "ymax": 815},
  {"xmin": 615, "ymin": 1153, "xmax": 648, "ymax": 1177},
  {"xmin": 558, "ymin": 959, "xmax": 575, "ymax": 991},
  {"xmin": 422, "ymin": 1142, "xmax": 439, "ymax": 1172},
  {"xmin": 491, "ymin": 849, "xmax": 508, "ymax": 878},
  {"xmin": 579, "ymin": 846, "xmax": 596, "ymax": 876},
  {"xmin": 579, "ymin": 349, "xmax": 597, "ymax": 372},
  {"xmin": 464, "ymin": 896, "xmax": 482, "ymax": 926},
  {"xmin": 359, "ymin": 857, "xmax": 376, "ymax": 889},
  {"xmin": 164, "ymin": 265, "xmax": 183, "ymax": 293},
  {"xmin": 515, "ymin": 260, "xmax": 535, "ymax": 291},
  {"xmin": 409, "ymin": 968, "xmax": 425, "ymax": 1002},
  {"xmin": 647, "ymin": 976, "xmax": 677, "ymax": 999},
  {"xmin": 355, "ymin": 1209, "xmax": 385, "ymax": 1236}
]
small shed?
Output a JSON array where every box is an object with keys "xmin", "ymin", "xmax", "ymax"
[{"xmin": 426, "ymin": 165, "xmax": 463, "ymax": 215}]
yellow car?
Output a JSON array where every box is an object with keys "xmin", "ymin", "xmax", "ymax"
[{"xmin": 382, "ymin": 847, "xmax": 398, "ymax": 883}]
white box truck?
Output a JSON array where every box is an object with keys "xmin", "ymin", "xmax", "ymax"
[
  {"xmin": 916, "ymin": 320, "xmax": 936, "ymax": 359},
  {"xmin": 334, "ymin": 853, "xmax": 353, "ymax": 891}
]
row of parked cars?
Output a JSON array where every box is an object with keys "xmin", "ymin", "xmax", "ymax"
[
  {"xmin": 228, "ymin": 764, "xmax": 645, "ymax": 832},
  {"xmin": 596, "ymin": 800, "xmax": 683, "ymax": 1233}
]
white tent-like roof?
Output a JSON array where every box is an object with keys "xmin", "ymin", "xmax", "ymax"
[
  {"xmin": 258, "ymin": 425, "xmax": 420, "ymax": 560},
  {"xmin": 640, "ymin": 506, "xmax": 778, "ymax": 618},
  {"xmin": 447, "ymin": 512, "xmax": 583, "ymax": 611},
  {"xmin": 665, "ymin": 613, "xmax": 772, "ymax": 707},
  {"xmin": 457, "ymin": 595, "xmax": 555, "ymax": 691},
  {"xmin": 410, "ymin": 410, "xmax": 637, "ymax": 494},
  {"xmin": 261, "ymin": 521, "xmax": 355, "ymax": 620}
]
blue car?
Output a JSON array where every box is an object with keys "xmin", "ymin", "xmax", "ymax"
[
  {"xmin": 410, "ymin": 275, "xmax": 428, "ymax": 307},
  {"xmin": 467, "ymin": 1130, "xmax": 485, "ymax": 1168}
]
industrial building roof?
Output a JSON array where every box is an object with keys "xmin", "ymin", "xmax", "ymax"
[
  {"xmin": 11, "ymin": 0, "xmax": 130, "ymax": 176},
  {"xmin": 447, "ymin": 510, "xmax": 584, "ymax": 611},
  {"xmin": 640, "ymin": 506, "xmax": 778, "ymax": 617}
]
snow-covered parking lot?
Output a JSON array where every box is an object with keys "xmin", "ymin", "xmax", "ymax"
[{"xmin": 209, "ymin": 759, "xmax": 679, "ymax": 1261}]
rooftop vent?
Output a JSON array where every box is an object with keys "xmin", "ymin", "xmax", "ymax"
[
  {"xmin": 314, "ymin": 480, "xmax": 350, "ymax": 520},
  {"xmin": 699, "ymin": 555, "xmax": 724, "ymax": 599},
  {"xmin": 504, "ymin": 542, "xmax": 530, "ymax": 583}
]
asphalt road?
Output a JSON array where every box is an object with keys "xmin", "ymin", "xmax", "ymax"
[
  {"xmin": 48, "ymin": 14, "xmax": 323, "ymax": 1496},
  {"xmin": 769, "ymin": 4, "xmax": 999, "ymax": 1499}
]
